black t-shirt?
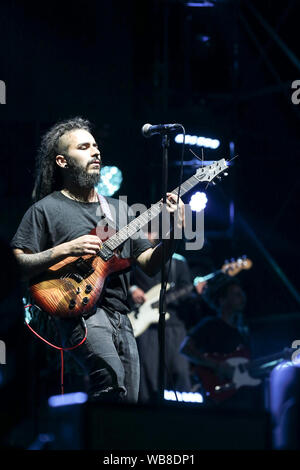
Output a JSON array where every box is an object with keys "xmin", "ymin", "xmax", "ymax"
[
  {"xmin": 189, "ymin": 316, "xmax": 247, "ymax": 355},
  {"xmin": 11, "ymin": 191, "xmax": 152, "ymax": 315}
]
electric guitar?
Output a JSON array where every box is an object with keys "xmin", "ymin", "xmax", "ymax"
[
  {"xmin": 128, "ymin": 257, "xmax": 252, "ymax": 337},
  {"xmin": 193, "ymin": 347, "xmax": 294, "ymax": 403},
  {"xmin": 29, "ymin": 159, "xmax": 228, "ymax": 318}
]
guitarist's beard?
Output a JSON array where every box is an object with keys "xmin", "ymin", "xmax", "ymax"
[{"xmin": 65, "ymin": 158, "xmax": 101, "ymax": 190}]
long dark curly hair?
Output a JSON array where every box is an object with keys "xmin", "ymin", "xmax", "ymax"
[{"xmin": 32, "ymin": 117, "xmax": 92, "ymax": 202}]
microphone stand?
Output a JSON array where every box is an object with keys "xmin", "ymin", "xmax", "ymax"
[{"xmin": 157, "ymin": 132, "xmax": 169, "ymax": 404}]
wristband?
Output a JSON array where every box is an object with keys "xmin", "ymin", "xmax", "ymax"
[{"xmin": 129, "ymin": 285, "xmax": 138, "ymax": 294}]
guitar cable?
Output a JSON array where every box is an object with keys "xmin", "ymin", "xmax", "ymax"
[{"xmin": 24, "ymin": 303, "xmax": 87, "ymax": 395}]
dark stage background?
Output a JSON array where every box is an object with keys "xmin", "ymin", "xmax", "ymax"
[{"xmin": 0, "ymin": 1, "xmax": 300, "ymax": 447}]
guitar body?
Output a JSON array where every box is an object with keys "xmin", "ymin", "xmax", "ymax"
[
  {"xmin": 128, "ymin": 283, "xmax": 171, "ymax": 337},
  {"xmin": 29, "ymin": 228, "xmax": 132, "ymax": 318},
  {"xmin": 193, "ymin": 348, "xmax": 253, "ymax": 403},
  {"xmin": 193, "ymin": 346, "xmax": 293, "ymax": 403},
  {"xmin": 128, "ymin": 256, "xmax": 253, "ymax": 337}
]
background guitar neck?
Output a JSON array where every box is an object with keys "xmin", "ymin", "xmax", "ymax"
[
  {"xmin": 195, "ymin": 270, "xmax": 222, "ymax": 283},
  {"xmin": 247, "ymin": 348, "xmax": 294, "ymax": 375},
  {"xmin": 150, "ymin": 284, "xmax": 195, "ymax": 309}
]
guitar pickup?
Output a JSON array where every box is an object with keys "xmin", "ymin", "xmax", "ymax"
[
  {"xmin": 72, "ymin": 273, "xmax": 84, "ymax": 283},
  {"xmin": 74, "ymin": 258, "xmax": 95, "ymax": 278}
]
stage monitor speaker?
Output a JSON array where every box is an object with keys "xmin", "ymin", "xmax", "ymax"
[{"xmin": 64, "ymin": 401, "xmax": 271, "ymax": 450}]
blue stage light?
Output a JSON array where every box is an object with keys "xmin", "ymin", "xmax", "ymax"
[
  {"xmin": 198, "ymin": 35, "xmax": 210, "ymax": 43},
  {"xmin": 48, "ymin": 392, "xmax": 88, "ymax": 408},
  {"xmin": 164, "ymin": 390, "xmax": 203, "ymax": 403},
  {"xmin": 96, "ymin": 166, "xmax": 123, "ymax": 196},
  {"xmin": 186, "ymin": 2, "xmax": 214, "ymax": 6},
  {"xmin": 175, "ymin": 134, "xmax": 220, "ymax": 149},
  {"xmin": 189, "ymin": 192, "xmax": 208, "ymax": 212}
]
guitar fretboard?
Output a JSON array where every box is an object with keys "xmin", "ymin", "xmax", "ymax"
[
  {"xmin": 102, "ymin": 171, "xmax": 207, "ymax": 251},
  {"xmin": 150, "ymin": 284, "xmax": 194, "ymax": 309}
]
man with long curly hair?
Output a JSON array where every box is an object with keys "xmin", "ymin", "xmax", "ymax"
[{"xmin": 10, "ymin": 117, "xmax": 185, "ymax": 403}]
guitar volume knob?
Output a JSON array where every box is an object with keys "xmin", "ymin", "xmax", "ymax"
[
  {"xmin": 69, "ymin": 299, "xmax": 76, "ymax": 309},
  {"xmin": 82, "ymin": 297, "xmax": 89, "ymax": 305},
  {"xmin": 85, "ymin": 284, "xmax": 93, "ymax": 294}
]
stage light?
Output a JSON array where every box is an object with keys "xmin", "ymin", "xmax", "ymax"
[
  {"xmin": 164, "ymin": 390, "xmax": 203, "ymax": 403},
  {"xmin": 96, "ymin": 166, "xmax": 123, "ymax": 197},
  {"xmin": 188, "ymin": 135, "xmax": 198, "ymax": 146},
  {"xmin": 48, "ymin": 392, "xmax": 88, "ymax": 408},
  {"xmin": 198, "ymin": 35, "xmax": 210, "ymax": 43},
  {"xmin": 189, "ymin": 191, "xmax": 208, "ymax": 212},
  {"xmin": 175, "ymin": 134, "xmax": 220, "ymax": 149},
  {"xmin": 186, "ymin": 2, "xmax": 215, "ymax": 6}
]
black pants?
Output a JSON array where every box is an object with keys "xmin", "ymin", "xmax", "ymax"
[
  {"xmin": 136, "ymin": 323, "xmax": 192, "ymax": 403},
  {"xmin": 55, "ymin": 308, "xmax": 140, "ymax": 403}
]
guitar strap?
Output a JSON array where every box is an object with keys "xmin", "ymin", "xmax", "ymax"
[
  {"xmin": 96, "ymin": 193, "xmax": 131, "ymax": 298},
  {"xmin": 97, "ymin": 193, "xmax": 114, "ymax": 223}
]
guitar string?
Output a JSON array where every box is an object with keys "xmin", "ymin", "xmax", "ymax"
[
  {"xmin": 103, "ymin": 172, "xmax": 206, "ymax": 251},
  {"xmin": 50, "ymin": 162, "xmax": 227, "ymax": 311},
  {"xmin": 107, "ymin": 162, "xmax": 227, "ymax": 251}
]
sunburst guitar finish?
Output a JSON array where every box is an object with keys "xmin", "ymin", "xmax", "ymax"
[{"xmin": 29, "ymin": 228, "xmax": 132, "ymax": 318}]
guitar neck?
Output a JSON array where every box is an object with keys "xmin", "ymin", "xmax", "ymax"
[
  {"xmin": 151, "ymin": 266, "xmax": 235, "ymax": 308},
  {"xmin": 165, "ymin": 284, "xmax": 194, "ymax": 304},
  {"xmin": 247, "ymin": 348, "xmax": 293, "ymax": 374},
  {"xmin": 102, "ymin": 171, "xmax": 206, "ymax": 252},
  {"xmin": 195, "ymin": 269, "xmax": 223, "ymax": 283},
  {"xmin": 165, "ymin": 268, "xmax": 224, "ymax": 303},
  {"xmin": 149, "ymin": 257, "xmax": 252, "ymax": 309}
]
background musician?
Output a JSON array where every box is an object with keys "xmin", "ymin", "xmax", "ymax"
[{"xmin": 180, "ymin": 274, "xmax": 263, "ymax": 409}]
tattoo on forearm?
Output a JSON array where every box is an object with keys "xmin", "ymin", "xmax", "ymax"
[{"xmin": 15, "ymin": 248, "xmax": 54, "ymax": 278}]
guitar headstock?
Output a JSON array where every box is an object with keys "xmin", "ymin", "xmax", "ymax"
[
  {"xmin": 221, "ymin": 256, "xmax": 253, "ymax": 277},
  {"xmin": 195, "ymin": 158, "xmax": 228, "ymax": 185}
]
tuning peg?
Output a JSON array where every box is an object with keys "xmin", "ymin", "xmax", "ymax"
[
  {"xmin": 224, "ymin": 172, "xmax": 228, "ymax": 176},
  {"xmin": 216, "ymin": 176, "xmax": 222, "ymax": 180},
  {"xmin": 211, "ymin": 181, "xmax": 216, "ymax": 186}
]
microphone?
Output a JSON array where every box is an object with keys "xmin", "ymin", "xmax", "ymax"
[{"xmin": 141, "ymin": 123, "xmax": 182, "ymax": 138}]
